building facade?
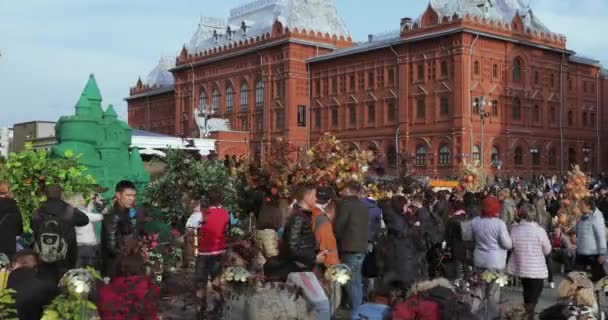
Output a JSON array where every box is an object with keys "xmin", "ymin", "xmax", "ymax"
[
  {"xmin": 0, "ymin": 127, "xmax": 13, "ymax": 157},
  {"xmin": 127, "ymin": 0, "xmax": 608, "ymax": 177},
  {"xmin": 11, "ymin": 121, "xmax": 57, "ymax": 152}
]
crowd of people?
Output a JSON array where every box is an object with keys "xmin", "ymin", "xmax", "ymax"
[
  {"xmin": 1, "ymin": 171, "xmax": 608, "ymax": 320},
  {"xmin": 0, "ymin": 180, "xmax": 159, "ymax": 320}
]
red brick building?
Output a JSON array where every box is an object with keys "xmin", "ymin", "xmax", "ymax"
[{"xmin": 127, "ymin": 0, "xmax": 608, "ymax": 177}]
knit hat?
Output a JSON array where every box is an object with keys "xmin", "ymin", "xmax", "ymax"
[{"xmin": 481, "ymin": 196, "xmax": 501, "ymax": 218}]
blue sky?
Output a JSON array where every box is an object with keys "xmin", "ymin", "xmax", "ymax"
[{"xmin": 1, "ymin": 0, "xmax": 607, "ymax": 127}]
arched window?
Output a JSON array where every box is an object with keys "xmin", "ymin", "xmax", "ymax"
[
  {"xmin": 513, "ymin": 58, "xmax": 522, "ymax": 81},
  {"xmin": 474, "ymin": 61, "xmax": 480, "ymax": 75},
  {"xmin": 473, "ymin": 97, "xmax": 480, "ymax": 115},
  {"xmin": 532, "ymin": 147, "xmax": 541, "ymax": 166},
  {"xmin": 439, "ymin": 144, "xmax": 451, "ymax": 165},
  {"xmin": 240, "ymin": 82, "xmax": 249, "ymax": 111},
  {"xmin": 491, "ymin": 146, "xmax": 499, "ymax": 163},
  {"xmin": 212, "ymin": 87, "xmax": 220, "ymax": 114},
  {"xmin": 472, "ymin": 145, "xmax": 481, "ymax": 162},
  {"xmin": 492, "ymin": 100, "xmax": 498, "ymax": 116},
  {"xmin": 416, "ymin": 146, "xmax": 427, "ymax": 166},
  {"xmin": 226, "ymin": 85, "xmax": 234, "ymax": 113},
  {"xmin": 548, "ymin": 148, "xmax": 557, "ymax": 167},
  {"xmin": 255, "ymin": 80, "xmax": 264, "ymax": 109},
  {"xmin": 199, "ymin": 88, "xmax": 208, "ymax": 112},
  {"xmin": 512, "ymin": 97, "xmax": 521, "ymax": 121},
  {"xmin": 514, "ymin": 147, "xmax": 523, "ymax": 166},
  {"xmin": 568, "ymin": 148, "xmax": 577, "ymax": 167},
  {"xmin": 441, "ymin": 61, "xmax": 448, "ymax": 77},
  {"xmin": 533, "ymin": 105, "xmax": 540, "ymax": 122}
]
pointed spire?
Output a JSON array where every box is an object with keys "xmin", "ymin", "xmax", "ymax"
[
  {"xmin": 136, "ymin": 77, "xmax": 143, "ymax": 88},
  {"xmin": 83, "ymin": 74, "xmax": 103, "ymax": 102},
  {"xmin": 75, "ymin": 94, "xmax": 91, "ymax": 116},
  {"xmin": 104, "ymin": 104, "xmax": 117, "ymax": 119}
]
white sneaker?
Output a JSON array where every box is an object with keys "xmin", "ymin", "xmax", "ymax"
[{"xmin": 549, "ymin": 282, "xmax": 555, "ymax": 289}]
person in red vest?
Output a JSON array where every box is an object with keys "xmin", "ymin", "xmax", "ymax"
[{"xmin": 195, "ymin": 188, "xmax": 230, "ymax": 304}]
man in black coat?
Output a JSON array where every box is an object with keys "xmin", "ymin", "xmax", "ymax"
[
  {"xmin": 263, "ymin": 184, "xmax": 325, "ymax": 280},
  {"xmin": 7, "ymin": 250, "xmax": 59, "ymax": 320},
  {"xmin": 32, "ymin": 184, "xmax": 89, "ymax": 278},
  {"xmin": 101, "ymin": 180, "xmax": 137, "ymax": 278},
  {"xmin": 0, "ymin": 181, "xmax": 23, "ymax": 258},
  {"xmin": 335, "ymin": 182, "xmax": 369, "ymax": 316}
]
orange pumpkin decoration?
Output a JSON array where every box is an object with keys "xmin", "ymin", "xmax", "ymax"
[
  {"xmin": 558, "ymin": 214, "xmax": 568, "ymax": 224},
  {"xmin": 466, "ymin": 175, "xmax": 474, "ymax": 183}
]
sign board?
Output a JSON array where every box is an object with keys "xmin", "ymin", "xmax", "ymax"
[{"xmin": 297, "ymin": 105, "xmax": 306, "ymax": 127}]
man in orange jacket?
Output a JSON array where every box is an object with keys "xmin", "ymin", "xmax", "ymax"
[{"xmin": 311, "ymin": 188, "xmax": 339, "ymax": 267}]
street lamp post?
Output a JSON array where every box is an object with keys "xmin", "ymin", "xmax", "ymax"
[
  {"xmin": 582, "ymin": 145, "xmax": 590, "ymax": 173},
  {"xmin": 530, "ymin": 146, "xmax": 539, "ymax": 182},
  {"xmin": 473, "ymin": 97, "xmax": 493, "ymax": 166}
]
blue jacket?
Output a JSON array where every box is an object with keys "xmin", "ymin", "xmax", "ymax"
[
  {"xmin": 361, "ymin": 198, "xmax": 382, "ymax": 243},
  {"xmin": 575, "ymin": 208, "xmax": 607, "ymax": 256}
]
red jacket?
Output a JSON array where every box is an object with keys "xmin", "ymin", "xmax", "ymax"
[
  {"xmin": 97, "ymin": 275, "xmax": 160, "ymax": 320},
  {"xmin": 198, "ymin": 206, "xmax": 230, "ymax": 254},
  {"xmin": 392, "ymin": 296, "xmax": 441, "ymax": 320}
]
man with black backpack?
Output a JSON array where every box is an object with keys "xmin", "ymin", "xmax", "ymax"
[{"xmin": 32, "ymin": 184, "xmax": 89, "ymax": 280}]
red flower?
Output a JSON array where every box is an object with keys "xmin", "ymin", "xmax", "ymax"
[{"xmin": 265, "ymin": 197, "xmax": 272, "ymax": 203}]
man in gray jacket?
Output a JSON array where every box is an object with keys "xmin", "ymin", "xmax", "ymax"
[
  {"xmin": 499, "ymin": 189, "xmax": 517, "ymax": 231},
  {"xmin": 334, "ymin": 182, "xmax": 369, "ymax": 316},
  {"xmin": 574, "ymin": 197, "xmax": 607, "ymax": 282}
]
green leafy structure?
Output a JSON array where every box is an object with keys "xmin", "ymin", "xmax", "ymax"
[
  {"xmin": 0, "ymin": 143, "xmax": 96, "ymax": 232},
  {"xmin": 0, "ymin": 289, "xmax": 18, "ymax": 320},
  {"xmin": 146, "ymin": 149, "xmax": 238, "ymax": 223}
]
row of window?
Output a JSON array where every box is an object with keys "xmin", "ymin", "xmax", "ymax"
[
  {"xmin": 314, "ymin": 101, "xmax": 398, "ymax": 129},
  {"xmin": 198, "ymin": 80, "xmax": 265, "ymax": 114},
  {"xmin": 314, "ymin": 69, "xmax": 396, "ymax": 96},
  {"xmin": 411, "ymin": 60, "xmax": 451, "ymax": 82},
  {"xmin": 412, "ymin": 145, "xmax": 580, "ymax": 168}
]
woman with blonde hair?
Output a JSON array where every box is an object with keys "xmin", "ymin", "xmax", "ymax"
[{"xmin": 0, "ymin": 181, "xmax": 23, "ymax": 258}]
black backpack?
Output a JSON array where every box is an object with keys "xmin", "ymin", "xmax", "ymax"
[{"xmin": 34, "ymin": 207, "xmax": 72, "ymax": 263}]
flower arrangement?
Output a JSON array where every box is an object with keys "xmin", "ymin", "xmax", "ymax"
[
  {"xmin": 227, "ymin": 226, "xmax": 246, "ymax": 240},
  {"xmin": 457, "ymin": 160, "xmax": 487, "ymax": 193},
  {"xmin": 479, "ymin": 271, "xmax": 510, "ymax": 287},
  {"xmin": 324, "ymin": 264, "xmax": 352, "ymax": 285},
  {"xmin": 221, "ymin": 266, "xmax": 251, "ymax": 284},
  {"xmin": 293, "ymin": 134, "xmax": 374, "ymax": 190},
  {"xmin": 554, "ymin": 165, "xmax": 591, "ymax": 232},
  {"xmin": 41, "ymin": 267, "xmax": 102, "ymax": 320},
  {"xmin": 138, "ymin": 234, "xmax": 164, "ymax": 284}
]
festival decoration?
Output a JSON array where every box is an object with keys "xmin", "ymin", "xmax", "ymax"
[
  {"xmin": 0, "ymin": 289, "xmax": 17, "ymax": 320},
  {"xmin": 457, "ymin": 160, "xmax": 487, "ymax": 193},
  {"xmin": 42, "ymin": 267, "xmax": 102, "ymax": 320},
  {"xmin": 0, "ymin": 143, "xmax": 97, "ymax": 232},
  {"xmin": 146, "ymin": 149, "xmax": 239, "ymax": 222},
  {"xmin": 221, "ymin": 266, "xmax": 251, "ymax": 283},
  {"xmin": 244, "ymin": 137, "xmax": 298, "ymax": 202},
  {"xmin": 0, "ymin": 253, "xmax": 8, "ymax": 269},
  {"xmin": 324, "ymin": 264, "xmax": 352, "ymax": 285},
  {"xmin": 293, "ymin": 134, "xmax": 374, "ymax": 190},
  {"xmin": 479, "ymin": 271, "xmax": 509, "ymax": 287},
  {"xmin": 59, "ymin": 268, "xmax": 100, "ymax": 298},
  {"xmin": 554, "ymin": 165, "xmax": 592, "ymax": 232}
]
